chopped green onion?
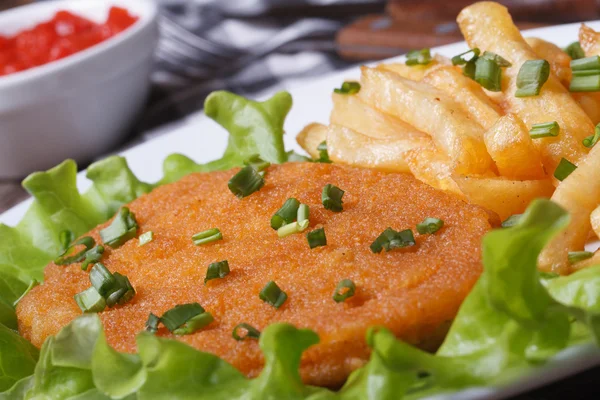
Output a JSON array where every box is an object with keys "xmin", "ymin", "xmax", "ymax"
[
  {"xmin": 501, "ymin": 214, "xmax": 522, "ymax": 228},
  {"xmin": 554, "ymin": 158, "xmax": 577, "ymax": 181},
  {"xmin": 173, "ymin": 312, "xmax": 214, "ymax": 335},
  {"xmin": 315, "ymin": 141, "xmax": 332, "ymax": 163},
  {"xmin": 569, "ymin": 74, "xmax": 600, "ymax": 92},
  {"xmin": 160, "ymin": 303, "xmax": 207, "ymax": 332},
  {"xmin": 297, "ymin": 204, "xmax": 309, "ymax": 225},
  {"xmin": 232, "ymin": 323, "xmax": 261, "ymax": 341},
  {"xmin": 145, "ymin": 313, "xmax": 160, "ymax": 333},
  {"xmin": 306, "ymin": 227, "xmax": 327, "ymax": 249},
  {"xmin": 405, "ymin": 48, "xmax": 432, "ymax": 66},
  {"xmin": 192, "ymin": 228, "xmax": 223, "ymax": 246},
  {"xmin": 568, "ymin": 56, "xmax": 600, "ymax": 92},
  {"xmin": 474, "ymin": 56, "xmax": 502, "ymax": 92},
  {"xmin": 459, "ymin": 50, "xmax": 510, "ymax": 91},
  {"xmin": 463, "ymin": 58, "xmax": 477, "ymax": 79},
  {"xmin": 74, "ymin": 287, "xmax": 106, "ymax": 313},
  {"xmin": 89, "ymin": 263, "xmax": 135, "ymax": 307},
  {"xmin": 529, "ymin": 121, "xmax": 560, "ymax": 139},
  {"xmin": 228, "ymin": 165, "xmax": 265, "ymax": 198},
  {"xmin": 322, "ymin": 184, "xmax": 344, "ymax": 212},
  {"xmin": 416, "ymin": 218, "xmax": 444, "ymax": 234},
  {"xmin": 105, "ymin": 272, "xmax": 135, "ymax": 307},
  {"xmin": 59, "ymin": 230, "xmax": 75, "ymax": 252},
  {"xmin": 100, "ymin": 207, "xmax": 138, "ymax": 249},
  {"xmin": 583, "ymin": 124, "xmax": 600, "ymax": 148},
  {"xmin": 81, "ymin": 245, "xmax": 104, "ymax": 271},
  {"xmin": 539, "ymin": 271, "xmax": 560, "ymax": 280},
  {"xmin": 274, "ymin": 202, "xmax": 310, "ymax": 237},
  {"xmin": 139, "ymin": 231, "xmax": 154, "ymax": 246},
  {"xmin": 244, "ymin": 154, "xmax": 271, "ymax": 172},
  {"xmin": 482, "ymin": 51, "xmax": 512, "ymax": 67},
  {"xmin": 278, "ymin": 221, "xmax": 308, "ymax": 238},
  {"xmin": 334, "ymin": 81, "xmax": 361, "ymax": 95},
  {"xmin": 568, "ymin": 251, "xmax": 594, "ymax": 264},
  {"xmin": 54, "ymin": 236, "xmax": 95, "ymax": 265},
  {"xmin": 572, "ymin": 68, "xmax": 600, "ymax": 77},
  {"xmin": 271, "ymin": 198, "xmax": 301, "ymax": 229},
  {"xmin": 565, "ymin": 41, "xmax": 585, "ymax": 60},
  {"xmin": 259, "ymin": 281, "xmax": 288, "ymax": 308},
  {"xmin": 370, "ymin": 228, "xmax": 416, "ymax": 253},
  {"xmin": 204, "ymin": 260, "xmax": 230, "ymax": 284},
  {"xmin": 77, "ymin": 264, "xmax": 135, "ymax": 313},
  {"xmin": 451, "ymin": 48, "xmax": 480, "ymax": 66},
  {"xmin": 13, "ymin": 279, "xmax": 39, "ymax": 307},
  {"xmin": 89, "ymin": 263, "xmax": 117, "ymax": 297},
  {"xmin": 515, "ymin": 60, "xmax": 550, "ymax": 97},
  {"xmin": 333, "ymin": 279, "xmax": 356, "ymax": 303},
  {"xmin": 571, "ymin": 56, "xmax": 600, "ymax": 71}
]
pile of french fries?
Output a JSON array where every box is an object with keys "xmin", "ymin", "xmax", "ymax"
[{"xmin": 297, "ymin": 1, "xmax": 600, "ymax": 274}]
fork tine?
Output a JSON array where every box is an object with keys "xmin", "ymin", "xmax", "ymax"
[
  {"xmin": 159, "ymin": 15, "xmax": 242, "ymax": 59},
  {"xmin": 224, "ymin": 19, "xmax": 340, "ymax": 75},
  {"xmin": 156, "ymin": 48, "xmax": 215, "ymax": 80},
  {"xmin": 158, "ymin": 38, "xmax": 226, "ymax": 68}
]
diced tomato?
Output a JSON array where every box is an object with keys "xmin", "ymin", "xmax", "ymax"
[
  {"xmin": 53, "ymin": 10, "xmax": 95, "ymax": 36},
  {"xmin": 0, "ymin": 36, "xmax": 10, "ymax": 50},
  {"xmin": 0, "ymin": 6, "xmax": 138, "ymax": 76},
  {"xmin": 106, "ymin": 7, "xmax": 138, "ymax": 34}
]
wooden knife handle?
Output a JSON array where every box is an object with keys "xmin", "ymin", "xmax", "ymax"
[
  {"xmin": 336, "ymin": 14, "xmax": 544, "ymax": 60},
  {"xmin": 0, "ymin": 0, "xmax": 32, "ymax": 11},
  {"xmin": 387, "ymin": 0, "xmax": 599, "ymax": 23}
]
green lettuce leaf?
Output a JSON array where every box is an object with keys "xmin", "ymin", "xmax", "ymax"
[
  {"xmin": 0, "ymin": 299, "xmax": 16, "ymax": 331},
  {"xmin": 0, "ymin": 325, "xmax": 38, "ymax": 392},
  {"xmin": 0, "ymin": 376, "xmax": 33, "ymax": 400},
  {"xmin": 4, "ymin": 315, "xmax": 332, "ymax": 400},
  {"xmin": 161, "ymin": 91, "xmax": 292, "ymax": 184}
]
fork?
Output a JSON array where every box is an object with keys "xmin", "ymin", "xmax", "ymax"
[{"xmin": 155, "ymin": 14, "xmax": 340, "ymax": 81}]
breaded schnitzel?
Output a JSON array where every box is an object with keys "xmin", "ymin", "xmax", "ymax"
[{"xmin": 17, "ymin": 162, "xmax": 495, "ymax": 387}]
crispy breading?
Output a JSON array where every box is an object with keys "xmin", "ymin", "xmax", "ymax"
[{"xmin": 17, "ymin": 163, "xmax": 494, "ymax": 387}]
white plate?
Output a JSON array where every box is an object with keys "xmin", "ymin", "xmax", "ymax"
[{"xmin": 3, "ymin": 20, "xmax": 600, "ymax": 399}]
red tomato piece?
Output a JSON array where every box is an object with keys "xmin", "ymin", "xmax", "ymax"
[
  {"xmin": 106, "ymin": 6, "xmax": 138, "ymax": 34},
  {"xmin": 0, "ymin": 6, "xmax": 138, "ymax": 77}
]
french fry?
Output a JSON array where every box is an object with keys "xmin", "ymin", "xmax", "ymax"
[
  {"xmin": 525, "ymin": 37, "xmax": 572, "ymax": 88},
  {"xmin": 591, "ymin": 205, "xmax": 600, "ymax": 239},
  {"xmin": 573, "ymin": 92, "xmax": 600, "ymax": 125},
  {"xmin": 571, "ymin": 250, "xmax": 600, "ymax": 271},
  {"xmin": 452, "ymin": 175, "xmax": 554, "ymax": 221},
  {"xmin": 296, "ymin": 123, "xmax": 327, "ymax": 159},
  {"xmin": 483, "ymin": 113, "xmax": 545, "ymax": 180},
  {"xmin": 539, "ymin": 145, "xmax": 600, "ymax": 274},
  {"xmin": 579, "ymin": 23, "xmax": 600, "ymax": 57},
  {"xmin": 326, "ymin": 124, "xmax": 429, "ymax": 173},
  {"xmin": 570, "ymin": 24, "xmax": 600, "ymax": 125},
  {"xmin": 405, "ymin": 145, "xmax": 464, "ymax": 196},
  {"xmin": 378, "ymin": 62, "xmax": 436, "ymax": 81},
  {"xmin": 378, "ymin": 55, "xmax": 451, "ymax": 81},
  {"xmin": 423, "ymin": 65, "xmax": 503, "ymax": 130},
  {"xmin": 330, "ymin": 93, "xmax": 429, "ymax": 140},
  {"xmin": 457, "ymin": 2, "xmax": 594, "ymax": 173},
  {"xmin": 359, "ymin": 66, "xmax": 492, "ymax": 175}
]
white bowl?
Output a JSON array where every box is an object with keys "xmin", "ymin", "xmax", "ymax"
[{"xmin": 0, "ymin": 0, "xmax": 158, "ymax": 178}]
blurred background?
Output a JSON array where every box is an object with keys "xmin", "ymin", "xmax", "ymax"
[
  {"xmin": 4, "ymin": 0, "xmax": 600, "ymax": 136},
  {"xmin": 1, "ymin": 1, "xmax": 600, "ymax": 397},
  {"xmin": 3, "ymin": 0, "xmax": 600, "ymax": 212},
  {"xmin": 1, "ymin": 0, "xmax": 599, "ymax": 204}
]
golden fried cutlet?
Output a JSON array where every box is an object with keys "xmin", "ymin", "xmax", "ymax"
[{"xmin": 17, "ymin": 162, "xmax": 495, "ymax": 387}]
